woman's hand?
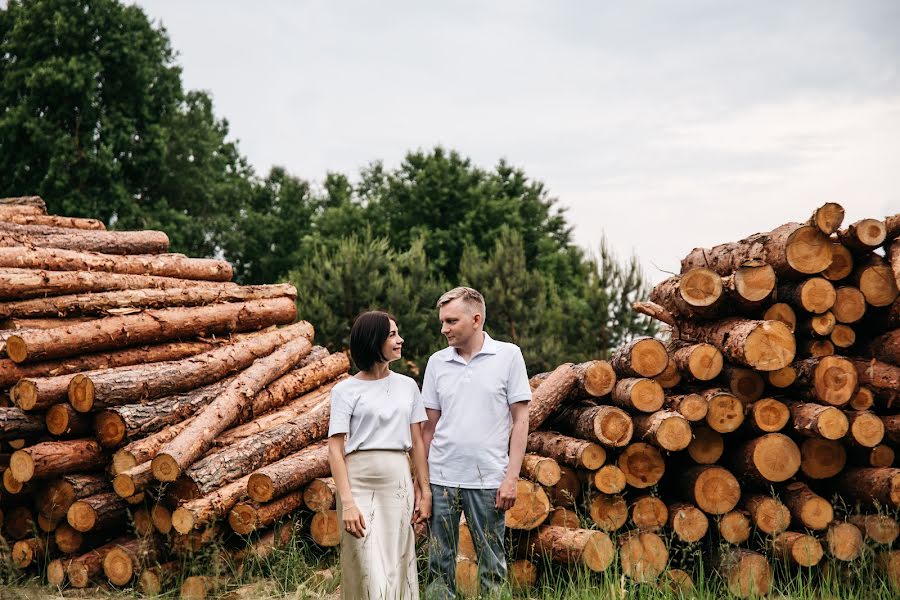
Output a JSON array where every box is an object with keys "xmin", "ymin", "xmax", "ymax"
[
  {"xmin": 414, "ymin": 488, "xmax": 432, "ymax": 524},
  {"xmin": 342, "ymin": 502, "xmax": 366, "ymax": 538}
]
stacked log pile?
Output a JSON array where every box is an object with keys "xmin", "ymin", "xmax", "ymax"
[{"xmin": 0, "ymin": 197, "xmax": 350, "ymax": 595}]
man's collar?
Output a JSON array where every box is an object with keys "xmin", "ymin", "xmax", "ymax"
[{"xmin": 443, "ymin": 331, "xmax": 499, "ymax": 362}]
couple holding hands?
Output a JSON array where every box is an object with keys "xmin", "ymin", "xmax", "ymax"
[{"xmin": 327, "ymin": 287, "xmax": 532, "ymax": 600}]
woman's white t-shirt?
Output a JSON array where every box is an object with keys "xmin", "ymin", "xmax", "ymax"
[{"xmin": 327, "ymin": 371, "xmax": 427, "ymax": 455}]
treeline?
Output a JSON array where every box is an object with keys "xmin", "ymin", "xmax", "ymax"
[{"xmin": 0, "ymin": 0, "xmax": 655, "ymax": 375}]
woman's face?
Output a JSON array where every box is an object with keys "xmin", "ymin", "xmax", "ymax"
[{"xmin": 382, "ymin": 319, "xmax": 404, "ymax": 363}]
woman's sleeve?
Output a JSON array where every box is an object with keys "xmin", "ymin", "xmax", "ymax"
[
  {"xmin": 328, "ymin": 388, "xmax": 352, "ymax": 436},
  {"xmin": 409, "ymin": 381, "xmax": 428, "ymax": 424}
]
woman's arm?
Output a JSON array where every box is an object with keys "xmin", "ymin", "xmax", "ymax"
[
  {"xmin": 328, "ymin": 435, "xmax": 365, "ymax": 537},
  {"xmin": 410, "ymin": 423, "xmax": 432, "ymax": 523}
]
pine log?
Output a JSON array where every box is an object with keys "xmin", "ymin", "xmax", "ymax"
[
  {"xmin": 610, "ymin": 336, "xmax": 668, "ymax": 378},
  {"xmin": 868, "ymin": 329, "xmax": 900, "ymax": 366},
  {"xmin": 847, "ymin": 514, "xmax": 899, "ymax": 546},
  {"xmin": 687, "ymin": 426, "xmax": 724, "ymax": 465},
  {"xmin": 714, "ymin": 549, "xmax": 772, "ymax": 599},
  {"xmin": 171, "ymin": 474, "xmax": 252, "ymax": 534},
  {"xmin": 2, "ymin": 316, "xmax": 96, "ymax": 329},
  {"xmin": 11, "ymin": 536, "xmax": 55, "ymax": 569},
  {"xmin": 102, "ymin": 537, "xmax": 159, "ymax": 587},
  {"xmin": 617, "ymin": 443, "xmax": 665, "ymax": 489},
  {"xmin": 70, "ymin": 321, "xmax": 313, "ymax": 412},
  {"xmin": 588, "ymin": 493, "xmax": 628, "ymax": 531},
  {"xmin": 6, "ymin": 297, "xmax": 297, "ymax": 364},
  {"xmin": 668, "ymin": 501, "xmax": 708, "ymax": 542},
  {"xmin": 878, "ymin": 551, "xmax": 900, "ymax": 591},
  {"xmin": 151, "ymin": 333, "xmax": 319, "ymax": 482},
  {"xmin": 703, "ymin": 388, "xmax": 744, "ymax": 433},
  {"xmin": 112, "ymin": 462, "xmax": 156, "ymax": 500},
  {"xmin": 112, "ymin": 417, "xmax": 194, "ymax": 474},
  {"xmin": 6, "ymin": 339, "xmax": 215, "ymax": 400},
  {"xmin": 798, "ymin": 311, "xmax": 836, "ymax": 337},
  {"xmin": 584, "ymin": 465, "xmax": 625, "ymax": 495},
  {"xmin": 548, "ymin": 507, "xmax": 580, "ymax": 529},
  {"xmin": 680, "ymin": 465, "xmax": 741, "ymax": 515},
  {"xmin": 36, "ymin": 473, "xmax": 108, "ymax": 521},
  {"xmin": 0, "ymin": 204, "xmax": 43, "ymax": 216},
  {"xmin": 652, "ymin": 360, "xmax": 680, "ymax": 389},
  {"xmin": 855, "ymin": 255, "xmax": 899, "ymax": 307},
  {"xmin": 611, "ymin": 378, "xmax": 664, "ymax": 413},
  {"xmin": 526, "ymin": 431, "xmax": 605, "ymax": 470},
  {"xmin": 675, "ymin": 317, "xmax": 795, "ymax": 371},
  {"xmin": 67, "ymin": 492, "xmax": 128, "ymax": 533},
  {"xmin": 839, "ymin": 218, "xmax": 887, "ymax": 252},
  {"xmin": 891, "ymin": 238, "xmax": 900, "ymax": 288},
  {"xmin": 181, "ymin": 575, "xmax": 227, "ymax": 599},
  {"xmin": 509, "ymin": 560, "xmax": 538, "ymax": 592},
  {"xmin": 808, "ymin": 202, "xmax": 845, "ymax": 234},
  {"xmin": 800, "ymin": 438, "xmax": 846, "ymax": 479},
  {"xmin": 150, "ymin": 504, "xmax": 172, "ymax": 534},
  {"xmin": 533, "ymin": 525, "xmax": 615, "ymax": 572},
  {"xmin": 661, "ymin": 569, "xmax": 696, "ymax": 596},
  {"xmin": 9, "ymin": 439, "xmax": 105, "ymax": 482},
  {"xmin": 632, "ymin": 410, "xmax": 692, "ymax": 451},
  {"xmin": 845, "ymin": 410, "xmax": 885, "ymax": 448},
  {"xmin": 3, "ymin": 467, "xmax": 27, "ymax": 494},
  {"xmin": 246, "ymin": 349, "xmax": 346, "ymax": 417},
  {"xmin": 767, "ymin": 365, "xmax": 797, "ymax": 388},
  {"xmin": 831, "ymin": 324, "xmax": 856, "ymax": 348},
  {"xmin": 303, "ymin": 477, "xmax": 336, "ymax": 512},
  {"xmin": 802, "ymin": 339, "xmax": 835, "ymax": 358},
  {"xmin": 571, "ymin": 360, "xmax": 616, "ymax": 398},
  {"xmin": 681, "ymin": 222, "xmax": 832, "ymax": 278},
  {"xmin": 65, "ymin": 536, "xmax": 133, "ymax": 588},
  {"xmin": 138, "ymin": 561, "xmax": 179, "ymax": 596},
  {"xmin": 776, "ymin": 277, "xmax": 836, "ymax": 314},
  {"xmin": 771, "ymin": 531, "xmax": 823, "ymax": 567},
  {"xmin": 528, "ymin": 362, "xmax": 577, "ymax": 430},
  {"xmin": 46, "ymin": 403, "xmax": 91, "ymax": 437},
  {"xmin": 4, "ymin": 505, "xmax": 35, "ymax": 539},
  {"xmin": 669, "ymin": 342, "xmax": 723, "ymax": 381},
  {"xmin": 229, "ymin": 488, "xmax": 306, "ymax": 535},
  {"xmin": 732, "ymin": 433, "xmax": 800, "ymax": 486},
  {"xmin": 47, "ymin": 558, "xmax": 69, "ymax": 587},
  {"xmin": 0, "ymin": 228, "xmax": 168, "ymax": 255},
  {"xmin": 718, "ymin": 510, "xmax": 752, "ymax": 545},
  {"xmin": 748, "ymin": 398, "xmax": 790, "ymax": 433},
  {"xmin": 0, "ymin": 246, "xmax": 231, "ymax": 280},
  {"xmin": 246, "ymin": 442, "xmax": 330, "ymax": 503},
  {"xmin": 618, "ymin": 531, "xmax": 668, "ymax": 583},
  {"xmin": 837, "ymin": 467, "xmax": 900, "ymax": 508},
  {"xmin": 630, "ymin": 495, "xmax": 667, "ymax": 532},
  {"xmin": 0, "ymin": 196, "xmax": 46, "ymax": 209},
  {"xmin": 823, "ymin": 243, "xmax": 854, "ymax": 281},
  {"xmin": 853, "ymin": 358, "xmax": 900, "ymax": 392},
  {"xmin": 0, "ymin": 213, "xmax": 103, "ymax": 229},
  {"xmin": 53, "ymin": 523, "xmax": 88, "ymax": 554},
  {"xmin": 456, "ymin": 556, "xmax": 478, "ymax": 597},
  {"xmin": 521, "ymin": 454, "xmax": 561, "ymax": 487},
  {"xmin": 832, "ymin": 286, "xmax": 867, "ymax": 324},
  {"xmin": 664, "ymin": 392, "xmax": 708, "ymax": 422},
  {"xmin": 555, "ymin": 404, "xmax": 633, "ymax": 448},
  {"xmin": 170, "ymin": 523, "xmax": 222, "ymax": 555},
  {"xmin": 852, "ymin": 443, "xmax": 895, "ymax": 468},
  {"xmin": 763, "ymin": 302, "xmax": 797, "ymax": 332},
  {"xmin": 722, "ymin": 366, "xmax": 765, "ymax": 403},
  {"xmin": 794, "ymin": 356, "xmax": 859, "ymax": 406},
  {"xmin": 649, "ymin": 268, "xmax": 724, "ymax": 319},
  {"xmin": 826, "ymin": 521, "xmax": 863, "ymax": 562},
  {"xmin": 782, "ymin": 481, "xmax": 833, "ymax": 530},
  {"xmin": 723, "ymin": 260, "xmax": 777, "ymax": 312},
  {"xmin": 505, "ymin": 479, "xmax": 551, "ymax": 530},
  {"xmin": 789, "ymin": 401, "xmax": 849, "ymax": 440},
  {"xmin": 546, "ymin": 465, "xmax": 582, "ymax": 506},
  {"xmin": 0, "ymin": 406, "xmax": 45, "ymax": 440}
]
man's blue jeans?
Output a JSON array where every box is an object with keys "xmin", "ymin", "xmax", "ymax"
[{"xmin": 425, "ymin": 484, "xmax": 507, "ymax": 599}]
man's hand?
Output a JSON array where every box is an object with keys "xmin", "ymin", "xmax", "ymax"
[
  {"xmin": 414, "ymin": 488, "xmax": 432, "ymax": 524},
  {"xmin": 342, "ymin": 503, "xmax": 366, "ymax": 538},
  {"xmin": 495, "ymin": 477, "xmax": 518, "ymax": 510}
]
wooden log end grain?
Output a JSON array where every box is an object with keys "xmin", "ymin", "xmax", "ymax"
[
  {"xmin": 763, "ymin": 303, "xmax": 797, "ymax": 332},
  {"xmin": 151, "ymin": 504, "xmax": 172, "ymax": 535},
  {"xmin": 11, "ymin": 537, "xmax": 47, "ymax": 569},
  {"xmin": 45, "ymin": 403, "xmax": 90, "ymax": 437},
  {"xmin": 548, "ymin": 507, "xmax": 580, "ymax": 529},
  {"xmin": 865, "ymin": 444, "xmax": 896, "ymax": 468},
  {"xmin": 685, "ymin": 466, "xmax": 741, "ymax": 515},
  {"xmin": 634, "ymin": 410, "xmax": 692, "ymax": 451},
  {"xmin": 808, "ymin": 202, "xmax": 845, "ymax": 235},
  {"xmin": 310, "ymin": 509, "xmax": 340, "ymax": 546},
  {"xmin": 666, "ymin": 393, "xmax": 708, "ymax": 422},
  {"xmin": 505, "ymin": 480, "xmax": 551, "ymax": 530},
  {"xmin": 859, "ymin": 261, "xmax": 899, "ymax": 307},
  {"xmin": 668, "ymin": 502, "xmax": 709, "ymax": 543},
  {"xmin": 612, "ymin": 337, "xmax": 669, "ymax": 378},
  {"xmin": 800, "ymin": 438, "xmax": 846, "ymax": 480},
  {"xmin": 614, "ymin": 378, "xmax": 665, "ymax": 413},
  {"xmin": 833, "ymin": 286, "xmax": 867, "ymax": 323},
  {"xmin": 94, "ymin": 411, "xmax": 126, "ymax": 448},
  {"xmin": 878, "ymin": 551, "xmax": 900, "ymax": 592},
  {"xmin": 509, "ymin": 559, "xmax": 538, "ymax": 591},
  {"xmin": 704, "ymin": 389, "xmax": 745, "ymax": 434},
  {"xmin": 718, "ymin": 510, "xmax": 752, "ymax": 545},
  {"xmin": 103, "ymin": 546, "xmax": 138, "ymax": 587},
  {"xmin": 783, "ymin": 482, "xmax": 834, "ymax": 531},
  {"xmin": 661, "ymin": 569, "xmax": 695, "ymax": 596},
  {"xmin": 150, "ymin": 452, "xmax": 182, "ymax": 483},
  {"xmin": 826, "ymin": 521, "xmax": 864, "ymax": 562},
  {"xmin": 47, "ymin": 558, "xmax": 68, "ymax": 587},
  {"xmin": 737, "ymin": 433, "xmax": 801, "ymax": 485},
  {"xmin": 574, "ymin": 360, "xmax": 616, "ymax": 397},
  {"xmin": 772, "ymin": 531, "xmax": 824, "ymax": 567},
  {"xmin": 652, "ymin": 360, "xmax": 681, "ymax": 389},
  {"xmin": 68, "ymin": 374, "xmax": 94, "ymax": 413},
  {"xmin": 812, "ymin": 355, "xmax": 859, "ymax": 406},
  {"xmin": 744, "ymin": 320, "xmax": 796, "ymax": 372},
  {"xmin": 849, "ymin": 387, "xmax": 876, "ymax": 411},
  {"xmin": 630, "ymin": 495, "xmax": 667, "ymax": 532},
  {"xmin": 847, "ymin": 411, "xmax": 885, "ymax": 448},
  {"xmin": 823, "ymin": 243, "xmax": 853, "ymax": 281},
  {"xmin": 726, "ymin": 368, "xmax": 765, "ymax": 403},
  {"xmin": 785, "ymin": 224, "xmax": 834, "ymax": 275},
  {"xmin": 680, "ymin": 267, "xmax": 724, "ymax": 309},
  {"xmin": 749, "ymin": 398, "xmax": 790, "ymax": 433},
  {"xmin": 687, "ymin": 426, "xmax": 724, "ymax": 465},
  {"xmin": 767, "ymin": 365, "xmax": 797, "ymax": 388},
  {"xmin": 303, "ymin": 477, "xmax": 336, "ymax": 512},
  {"xmin": 830, "ymin": 324, "xmax": 856, "ymax": 348},
  {"xmin": 618, "ymin": 531, "xmax": 668, "ymax": 583},
  {"xmin": 732, "ymin": 260, "xmax": 776, "ymax": 305},
  {"xmin": 229, "ymin": 503, "xmax": 259, "ymax": 535},
  {"xmin": 681, "ymin": 343, "xmax": 723, "ymax": 381},
  {"xmin": 592, "ymin": 464, "xmax": 626, "ymax": 495},
  {"xmin": 848, "ymin": 514, "xmax": 900, "ymax": 546},
  {"xmin": 588, "ymin": 493, "xmax": 628, "ymax": 532},
  {"xmin": 617, "ymin": 443, "xmax": 665, "ymax": 489},
  {"xmin": 717, "ymin": 549, "xmax": 772, "ymax": 599},
  {"xmin": 521, "ymin": 454, "xmax": 561, "ymax": 487}
]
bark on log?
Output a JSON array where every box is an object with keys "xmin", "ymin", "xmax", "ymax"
[
  {"xmin": 528, "ymin": 363, "xmax": 576, "ymax": 430},
  {"xmin": 826, "ymin": 521, "xmax": 863, "ymax": 562},
  {"xmin": 9, "ymin": 439, "xmax": 105, "ymax": 482},
  {"xmin": 588, "ymin": 493, "xmax": 628, "ymax": 531},
  {"xmin": 789, "ymin": 401, "xmax": 849, "ymax": 440},
  {"xmin": 776, "ymin": 277, "xmax": 836, "ymax": 314},
  {"xmin": 0, "ymin": 205, "xmax": 43, "ymax": 217},
  {"xmin": 747, "ymin": 398, "xmax": 790, "ymax": 433},
  {"xmin": 66, "ymin": 492, "xmax": 128, "ymax": 532},
  {"xmin": 800, "ymin": 438, "xmax": 846, "ymax": 479},
  {"xmin": 771, "ymin": 531, "xmax": 823, "ymax": 567},
  {"xmin": 6, "ymin": 297, "xmax": 297, "ymax": 363},
  {"xmin": 832, "ymin": 286, "xmax": 867, "ymax": 324},
  {"xmin": 0, "ymin": 196, "xmax": 46, "ymax": 210},
  {"xmin": 632, "ymin": 410, "xmax": 692, "ymax": 451},
  {"xmin": 838, "ymin": 218, "xmax": 887, "ymax": 252},
  {"xmin": 229, "ymin": 488, "xmax": 306, "ymax": 535},
  {"xmin": 680, "ymin": 465, "xmax": 741, "ymax": 515},
  {"xmin": 868, "ymin": 329, "xmax": 900, "ymax": 366},
  {"xmin": 649, "ymin": 268, "xmax": 724, "ymax": 319},
  {"xmin": 571, "ymin": 360, "xmax": 616, "ymax": 398},
  {"xmin": 532, "ymin": 525, "xmax": 615, "ymax": 572},
  {"xmin": 732, "ymin": 433, "xmax": 800, "ymax": 486},
  {"xmin": 845, "ymin": 410, "xmax": 885, "ymax": 448},
  {"xmin": 703, "ymin": 388, "xmax": 744, "ymax": 433},
  {"xmin": 303, "ymin": 477, "xmax": 336, "ymax": 512},
  {"xmin": 847, "ymin": 514, "xmax": 899, "ymax": 545},
  {"xmin": 0, "ymin": 406, "xmax": 45, "ymax": 440},
  {"xmin": 852, "ymin": 358, "xmax": 900, "ymax": 392},
  {"xmin": 618, "ymin": 531, "xmax": 668, "ymax": 583},
  {"xmin": 681, "ymin": 222, "xmax": 832, "ymax": 278},
  {"xmin": 664, "ymin": 393, "xmax": 708, "ymax": 422},
  {"xmin": 171, "ymin": 474, "xmax": 252, "ymax": 534},
  {"xmin": 526, "ymin": 431, "xmax": 605, "ymax": 470},
  {"xmin": 7, "ymin": 339, "xmax": 215, "ymax": 401},
  {"xmin": 837, "ymin": 468, "xmax": 900, "ymax": 508},
  {"xmin": 611, "ymin": 378, "xmax": 665, "ymax": 413},
  {"xmin": 782, "ymin": 481, "xmax": 833, "ymax": 530},
  {"xmin": 521, "ymin": 454, "xmax": 561, "ymax": 487},
  {"xmin": 111, "ymin": 417, "xmax": 194, "ymax": 474},
  {"xmin": 669, "ymin": 341, "xmax": 722, "ymax": 381},
  {"xmin": 610, "ymin": 336, "xmax": 668, "ymax": 378},
  {"xmin": 687, "ymin": 426, "xmax": 724, "ymax": 465},
  {"xmin": 69, "ymin": 321, "xmax": 313, "ymax": 412},
  {"xmin": 1, "ymin": 316, "xmax": 96, "ymax": 329},
  {"xmin": 0, "ymin": 214, "xmax": 104, "ymax": 230},
  {"xmin": 794, "ymin": 356, "xmax": 859, "ymax": 406},
  {"xmin": 714, "ymin": 549, "xmax": 772, "ymax": 599},
  {"xmin": 246, "ymin": 442, "xmax": 330, "ymax": 503},
  {"xmin": 545, "ymin": 465, "xmax": 582, "ymax": 506},
  {"xmin": 0, "ymin": 283, "xmax": 293, "ymax": 320},
  {"xmin": 504, "ymin": 479, "xmax": 550, "ymax": 530},
  {"xmin": 36, "ymin": 474, "xmax": 108, "ymax": 521},
  {"xmin": 102, "ymin": 537, "xmax": 159, "ymax": 587},
  {"xmin": 0, "ymin": 247, "xmax": 231, "ymax": 280},
  {"xmin": 46, "ymin": 403, "xmax": 92, "ymax": 437},
  {"xmin": 555, "ymin": 404, "xmax": 633, "ymax": 448},
  {"xmin": 668, "ymin": 501, "xmax": 708, "ymax": 542},
  {"xmin": 855, "ymin": 255, "xmax": 899, "ymax": 307},
  {"xmin": 823, "ymin": 243, "xmax": 854, "ymax": 281},
  {"xmin": 718, "ymin": 510, "xmax": 752, "ymax": 545},
  {"xmin": 65, "ymin": 536, "xmax": 133, "ymax": 588},
  {"xmin": 0, "ymin": 228, "xmax": 168, "ymax": 255},
  {"xmin": 675, "ymin": 317, "xmax": 795, "ymax": 372},
  {"xmin": 630, "ymin": 495, "xmax": 667, "ymax": 532},
  {"xmin": 151, "ymin": 333, "xmax": 318, "ymax": 482},
  {"xmin": 617, "ymin": 443, "xmax": 665, "ymax": 489}
]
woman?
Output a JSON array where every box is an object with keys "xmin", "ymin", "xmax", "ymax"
[{"xmin": 328, "ymin": 311, "xmax": 431, "ymax": 600}]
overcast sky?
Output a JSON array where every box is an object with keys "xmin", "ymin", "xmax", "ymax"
[{"xmin": 134, "ymin": 1, "xmax": 900, "ymax": 283}]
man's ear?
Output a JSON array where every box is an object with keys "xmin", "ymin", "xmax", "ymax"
[{"xmin": 472, "ymin": 312, "xmax": 483, "ymax": 328}]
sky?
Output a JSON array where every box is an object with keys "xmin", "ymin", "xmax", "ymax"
[{"xmin": 133, "ymin": 1, "xmax": 900, "ymax": 283}]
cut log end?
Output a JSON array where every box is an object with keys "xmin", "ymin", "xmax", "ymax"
[
  {"xmin": 748, "ymin": 433, "xmax": 802, "ymax": 483},
  {"xmin": 151, "ymin": 453, "xmax": 181, "ymax": 482},
  {"xmin": 11, "ymin": 380, "xmax": 38, "ymax": 410},
  {"xmin": 9, "ymin": 450, "xmax": 34, "ymax": 483},
  {"xmin": 94, "ymin": 411, "xmax": 126, "ymax": 448},
  {"xmin": 66, "ymin": 501, "xmax": 96, "ymax": 532},
  {"xmin": 744, "ymin": 320, "xmax": 795, "ymax": 371},
  {"xmin": 593, "ymin": 465, "xmax": 626, "ymax": 495},
  {"xmin": 617, "ymin": 443, "xmax": 665, "ymax": 489},
  {"xmin": 311, "ymin": 510, "xmax": 340, "ymax": 546},
  {"xmin": 750, "ymin": 398, "xmax": 790, "ymax": 433},
  {"xmin": 172, "ymin": 507, "xmax": 196, "ymax": 534},
  {"xmin": 823, "ymin": 244, "xmax": 853, "ymax": 281},
  {"xmin": 786, "ymin": 225, "xmax": 833, "ymax": 275},
  {"xmin": 827, "ymin": 522, "xmax": 863, "ymax": 562},
  {"xmin": 814, "ymin": 356, "xmax": 859, "ymax": 406},
  {"xmin": 763, "ymin": 303, "xmax": 797, "ymax": 332},
  {"xmin": 719, "ymin": 511, "xmax": 752, "ymax": 545},
  {"xmin": 833, "ymin": 286, "xmax": 867, "ymax": 324},
  {"xmin": 589, "ymin": 493, "xmax": 628, "ymax": 532},
  {"xmin": 68, "ymin": 375, "xmax": 94, "ymax": 413},
  {"xmin": 248, "ymin": 473, "xmax": 275, "ymax": 503},
  {"xmin": 103, "ymin": 547, "xmax": 136, "ymax": 586},
  {"xmin": 849, "ymin": 412, "xmax": 885, "ymax": 448},
  {"xmin": 705, "ymin": 391, "xmax": 744, "ymax": 434},
  {"xmin": 800, "ymin": 438, "xmax": 847, "ymax": 480},
  {"xmin": 734, "ymin": 262, "xmax": 776, "ymax": 303},
  {"xmin": 506, "ymin": 480, "xmax": 551, "ymax": 530},
  {"xmin": 5, "ymin": 335, "xmax": 27, "ymax": 363},
  {"xmin": 688, "ymin": 426, "xmax": 724, "ymax": 465},
  {"xmin": 692, "ymin": 466, "xmax": 741, "ymax": 515},
  {"xmin": 229, "ymin": 503, "xmax": 259, "ymax": 535},
  {"xmin": 47, "ymin": 559, "xmax": 67, "ymax": 587},
  {"xmin": 112, "ymin": 473, "xmax": 137, "ymax": 498},
  {"xmin": 767, "ymin": 366, "xmax": 797, "ymax": 388},
  {"xmin": 688, "ymin": 344, "xmax": 724, "ymax": 381},
  {"xmin": 810, "ymin": 203, "xmax": 845, "ymax": 235},
  {"xmin": 619, "ymin": 532, "xmax": 668, "ymax": 583},
  {"xmin": 631, "ymin": 496, "xmax": 668, "ymax": 532},
  {"xmin": 720, "ymin": 550, "xmax": 772, "ymax": 599},
  {"xmin": 669, "ymin": 503, "xmax": 708, "ymax": 542},
  {"xmin": 774, "ymin": 531, "xmax": 823, "ymax": 567}
]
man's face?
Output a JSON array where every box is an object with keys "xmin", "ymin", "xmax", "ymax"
[{"xmin": 439, "ymin": 298, "xmax": 479, "ymax": 348}]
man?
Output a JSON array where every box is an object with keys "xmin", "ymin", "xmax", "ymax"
[{"xmin": 421, "ymin": 287, "xmax": 531, "ymax": 599}]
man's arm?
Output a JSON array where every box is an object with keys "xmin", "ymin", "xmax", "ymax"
[
  {"xmin": 496, "ymin": 400, "xmax": 529, "ymax": 510},
  {"xmin": 423, "ymin": 408, "xmax": 441, "ymax": 457}
]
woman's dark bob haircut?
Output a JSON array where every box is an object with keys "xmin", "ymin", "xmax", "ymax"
[{"xmin": 349, "ymin": 310, "xmax": 397, "ymax": 372}]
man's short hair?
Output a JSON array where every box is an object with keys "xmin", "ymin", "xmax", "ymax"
[
  {"xmin": 437, "ymin": 287, "xmax": 486, "ymax": 321},
  {"xmin": 349, "ymin": 310, "xmax": 396, "ymax": 372}
]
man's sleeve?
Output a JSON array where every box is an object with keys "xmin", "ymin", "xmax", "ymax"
[
  {"xmin": 421, "ymin": 356, "xmax": 441, "ymax": 410},
  {"xmin": 507, "ymin": 347, "xmax": 532, "ymax": 405},
  {"xmin": 410, "ymin": 382, "xmax": 428, "ymax": 424},
  {"xmin": 327, "ymin": 388, "xmax": 351, "ymax": 436}
]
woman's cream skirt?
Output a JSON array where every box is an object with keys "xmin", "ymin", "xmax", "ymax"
[{"xmin": 339, "ymin": 450, "xmax": 418, "ymax": 600}]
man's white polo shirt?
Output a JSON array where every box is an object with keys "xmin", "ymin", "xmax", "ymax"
[{"xmin": 422, "ymin": 332, "xmax": 531, "ymax": 489}]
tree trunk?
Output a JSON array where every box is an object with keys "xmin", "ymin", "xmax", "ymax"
[
  {"xmin": 718, "ymin": 510, "xmax": 752, "ymax": 545},
  {"xmin": 303, "ymin": 477, "xmax": 336, "ymax": 512},
  {"xmin": 837, "ymin": 468, "xmax": 900, "ymax": 508},
  {"xmin": 702, "ymin": 388, "xmax": 744, "ymax": 433},
  {"xmin": 630, "ymin": 495, "xmax": 667, "ymax": 532},
  {"xmin": 687, "ymin": 426, "xmax": 724, "ymax": 465},
  {"xmin": 229, "ymin": 488, "xmax": 306, "ymax": 535},
  {"xmin": 649, "ymin": 268, "xmax": 724, "ymax": 319},
  {"xmin": 847, "ymin": 514, "xmax": 899, "ymax": 546},
  {"xmin": 571, "ymin": 360, "xmax": 616, "ymax": 398},
  {"xmin": 808, "ymin": 202, "xmax": 845, "ymax": 234},
  {"xmin": 770, "ymin": 531, "xmax": 823, "ymax": 567},
  {"xmin": 65, "ymin": 536, "xmax": 134, "ymax": 588},
  {"xmin": 9, "ymin": 439, "xmax": 105, "ymax": 482},
  {"xmin": 681, "ymin": 222, "xmax": 832, "ymax": 278},
  {"xmin": 526, "ymin": 431, "xmax": 605, "ymax": 470},
  {"xmin": 610, "ymin": 336, "xmax": 668, "ymax": 378},
  {"xmin": 36, "ymin": 473, "xmax": 108, "ymax": 521},
  {"xmin": 793, "ymin": 356, "xmax": 859, "ymax": 406},
  {"xmin": 714, "ymin": 549, "xmax": 772, "ymax": 599},
  {"xmin": 868, "ymin": 329, "xmax": 900, "ymax": 366},
  {"xmin": 853, "ymin": 358, "xmax": 900, "ymax": 392},
  {"xmin": 855, "ymin": 255, "xmax": 899, "ymax": 307},
  {"xmin": 588, "ymin": 493, "xmax": 627, "ymax": 531},
  {"xmin": 246, "ymin": 442, "xmax": 330, "ymax": 503},
  {"xmin": 7, "ymin": 339, "xmax": 215, "ymax": 400},
  {"xmin": 675, "ymin": 317, "xmax": 795, "ymax": 371},
  {"xmin": 0, "ymin": 269, "xmax": 234, "ymax": 300},
  {"xmin": 112, "ymin": 416, "xmax": 194, "ymax": 474},
  {"xmin": 632, "ymin": 410, "xmax": 692, "ymax": 451},
  {"xmin": 528, "ymin": 363, "xmax": 577, "ymax": 430},
  {"xmin": 0, "ymin": 228, "xmax": 169, "ymax": 255},
  {"xmin": 69, "ymin": 320, "xmax": 313, "ymax": 412},
  {"xmin": 6, "ymin": 297, "xmax": 297, "ymax": 364},
  {"xmin": 11, "ymin": 536, "xmax": 55, "ymax": 569},
  {"xmin": 618, "ymin": 531, "xmax": 668, "ymax": 583},
  {"xmin": 667, "ymin": 501, "xmax": 708, "ymax": 542},
  {"xmin": 800, "ymin": 438, "xmax": 846, "ymax": 480},
  {"xmin": 611, "ymin": 378, "xmax": 665, "ymax": 413},
  {"xmin": 151, "ymin": 333, "xmax": 318, "ymax": 482},
  {"xmin": 520, "ymin": 454, "xmax": 561, "ymax": 487},
  {"xmin": 504, "ymin": 479, "xmax": 550, "ymax": 530},
  {"xmin": 102, "ymin": 537, "xmax": 159, "ymax": 587},
  {"xmin": 669, "ymin": 341, "xmax": 722, "ymax": 381},
  {"xmin": 617, "ymin": 443, "xmax": 664, "ymax": 489},
  {"xmin": 747, "ymin": 398, "xmax": 790, "ymax": 433},
  {"xmin": 664, "ymin": 393, "xmax": 708, "ymax": 422},
  {"xmin": 46, "ymin": 403, "xmax": 92, "ymax": 437},
  {"xmin": 731, "ymin": 433, "xmax": 801, "ymax": 486},
  {"xmin": 67, "ymin": 492, "xmax": 128, "ymax": 532},
  {"xmin": 243, "ymin": 349, "xmax": 346, "ymax": 418},
  {"xmin": 838, "ymin": 218, "xmax": 888, "ymax": 252},
  {"xmin": 533, "ymin": 525, "xmax": 615, "ymax": 573},
  {"xmin": 782, "ymin": 481, "xmax": 833, "ymax": 530},
  {"xmin": 680, "ymin": 465, "xmax": 741, "ymax": 515},
  {"xmin": 845, "ymin": 410, "xmax": 885, "ymax": 447},
  {"xmin": 776, "ymin": 277, "xmax": 836, "ymax": 314},
  {"xmin": 788, "ymin": 402, "xmax": 849, "ymax": 440},
  {"xmin": 826, "ymin": 521, "xmax": 863, "ymax": 562},
  {"xmin": 0, "ymin": 407, "xmax": 45, "ymax": 440},
  {"xmin": 555, "ymin": 404, "xmax": 633, "ymax": 448}
]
